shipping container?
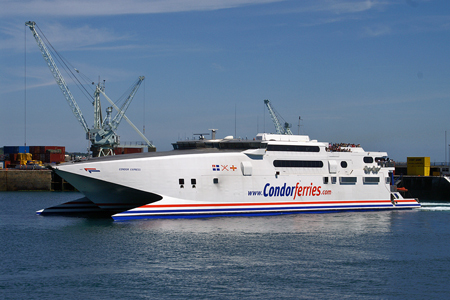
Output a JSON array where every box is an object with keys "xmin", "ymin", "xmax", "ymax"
[
  {"xmin": 9, "ymin": 153, "xmax": 18, "ymax": 162},
  {"xmin": 3, "ymin": 146, "xmax": 30, "ymax": 154},
  {"xmin": 29, "ymin": 146, "xmax": 40, "ymax": 154},
  {"xmin": 3, "ymin": 147, "xmax": 15, "ymax": 154},
  {"xmin": 39, "ymin": 154, "xmax": 46, "ymax": 163},
  {"xmin": 407, "ymin": 166, "xmax": 430, "ymax": 176},
  {"xmin": 4, "ymin": 146, "xmax": 18, "ymax": 154},
  {"xmin": 45, "ymin": 153, "xmax": 65, "ymax": 163},
  {"xmin": 40, "ymin": 146, "xmax": 65, "ymax": 155},
  {"xmin": 407, "ymin": 157, "xmax": 430, "ymax": 167},
  {"xmin": 115, "ymin": 147, "xmax": 144, "ymax": 155}
]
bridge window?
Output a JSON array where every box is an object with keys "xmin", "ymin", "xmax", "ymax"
[{"xmin": 364, "ymin": 157, "xmax": 374, "ymax": 163}]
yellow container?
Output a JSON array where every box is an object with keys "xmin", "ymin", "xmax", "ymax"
[
  {"xmin": 407, "ymin": 165, "xmax": 430, "ymax": 176},
  {"xmin": 407, "ymin": 157, "xmax": 430, "ymax": 167}
]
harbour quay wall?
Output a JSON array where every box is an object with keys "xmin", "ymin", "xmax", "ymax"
[
  {"xmin": 0, "ymin": 170, "xmax": 75, "ymax": 191},
  {"xmin": 0, "ymin": 170, "xmax": 51, "ymax": 191},
  {"xmin": 397, "ymin": 175, "xmax": 450, "ymax": 201}
]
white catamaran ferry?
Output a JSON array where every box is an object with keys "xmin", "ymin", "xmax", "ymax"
[{"xmin": 39, "ymin": 131, "xmax": 420, "ymax": 220}]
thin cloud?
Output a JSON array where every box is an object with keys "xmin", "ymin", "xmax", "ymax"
[
  {"xmin": 0, "ymin": 66, "xmax": 56, "ymax": 94},
  {"xmin": 310, "ymin": 0, "xmax": 381, "ymax": 14},
  {"xmin": 1, "ymin": 0, "xmax": 284, "ymax": 17},
  {"xmin": 264, "ymin": 0, "xmax": 391, "ymax": 15},
  {"xmin": 34, "ymin": 23, "xmax": 129, "ymax": 49},
  {"xmin": 363, "ymin": 24, "xmax": 392, "ymax": 36},
  {"xmin": 0, "ymin": 22, "xmax": 130, "ymax": 52}
]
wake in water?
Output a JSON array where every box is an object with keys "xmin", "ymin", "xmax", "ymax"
[{"xmin": 419, "ymin": 202, "xmax": 450, "ymax": 211}]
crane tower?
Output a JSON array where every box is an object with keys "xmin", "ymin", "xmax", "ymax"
[
  {"xmin": 25, "ymin": 21, "xmax": 155, "ymax": 156},
  {"xmin": 264, "ymin": 99, "xmax": 293, "ymax": 135}
]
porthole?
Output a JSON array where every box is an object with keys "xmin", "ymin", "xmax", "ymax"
[{"xmin": 341, "ymin": 161, "xmax": 348, "ymax": 168}]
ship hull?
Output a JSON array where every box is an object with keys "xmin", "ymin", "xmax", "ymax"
[
  {"xmin": 112, "ymin": 197, "xmax": 420, "ymax": 221},
  {"xmin": 46, "ymin": 139, "xmax": 420, "ymax": 221}
]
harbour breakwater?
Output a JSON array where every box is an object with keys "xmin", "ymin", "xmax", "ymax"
[{"xmin": 0, "ymin": 170, "xmax": 75, "ymax": 191}]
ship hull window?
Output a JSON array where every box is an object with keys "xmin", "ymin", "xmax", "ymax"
[
  {"xmin": 340, "ymin": 177, "xmax": 357, "ymax": 184},
  {"xmin": 363, "ymin": 177, "xmax": 379, "ymax": 184}
]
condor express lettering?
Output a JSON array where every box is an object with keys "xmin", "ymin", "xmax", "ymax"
[{"xmin": 263, "ymin": 182, "xmax": 322, "ymax": 199}]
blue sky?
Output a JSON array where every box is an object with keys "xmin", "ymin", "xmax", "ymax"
[{"xmin": 1, "ymin": 0, "xmax": 450, "ymax": 162}]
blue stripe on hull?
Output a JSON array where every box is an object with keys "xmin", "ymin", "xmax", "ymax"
[{"xmin": 113, "ymin": 204, "xmax": 420, "ymax": 221}]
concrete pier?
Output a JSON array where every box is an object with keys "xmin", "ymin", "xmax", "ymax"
[
  {"xmin": 0, "ymin": 170, "xmax": 75, "ymax": 191},
  {"xmin": 397, "ymin": 175, "xmax": 450, "ymax": 201}
]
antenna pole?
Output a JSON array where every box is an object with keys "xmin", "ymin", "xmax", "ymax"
[
  {"xmin": 143, "ymin": 78, "xmax": 146, "ymax": 134},
  {"xmin": 235, "ymin": 103, "xmax": 237, "ymax": 138},
  {"xmin": 24, "ymin": 24, "xmax": 27, "ymax": 146}
]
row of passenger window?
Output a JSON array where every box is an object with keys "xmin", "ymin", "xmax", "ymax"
[
  {"xmin": 179, "ymin": 178, "xmax": 197, "ymax": 188},
  {"xmin": 274, "ymin": 159, "xmax": 377, "ymax": 168},
  {"xmin": 179, "ymin": 178, "xmax": 220, "ymax": 188},
  {"xmin": 267, "ymin": 144, "xmax": 379, "ymax": 165},
  {"xmin": 273, "ymin": 160, "xmax": 324, "ymax": 168},
  {"xmin": 323, "ymin": 176, "xmax": 385, "ymax": 184},
  {"xmin": 267, "ymin": 145, "xmax": 320, "ymax": 152}
]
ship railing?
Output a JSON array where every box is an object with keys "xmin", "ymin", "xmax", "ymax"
[
  {"xmin": 377, "ymin": 161, "xmax": 395, "ymax": 168},
  {"xmin": 118, "ymin": 141, "xmax": 153, "ymax": 147},
  {"xmin": 394, "ymin": 162, "xmax": 450, "ymax": 167}
]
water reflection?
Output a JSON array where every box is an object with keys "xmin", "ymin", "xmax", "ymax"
[{"xmin": 128, "ymin": 210, "xmax": 405, "ymax": 235}]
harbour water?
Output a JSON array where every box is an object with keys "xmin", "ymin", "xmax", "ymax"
[{"xmin": 1, "ymin": 192, "xmax": 450, "ymax": 299}]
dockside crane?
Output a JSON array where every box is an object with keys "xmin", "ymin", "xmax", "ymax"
[
  {"xmin": 264, "ymin": 99, "xmax": 293, "ymax": 135},
  {"xmin": 25, "ymin": 21, "xmax": 155, "ymax": 156}
]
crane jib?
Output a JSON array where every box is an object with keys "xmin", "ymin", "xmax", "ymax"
[{"xmin": 25, "ymin": 21, "xmax": 155, "ymax": 155}]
